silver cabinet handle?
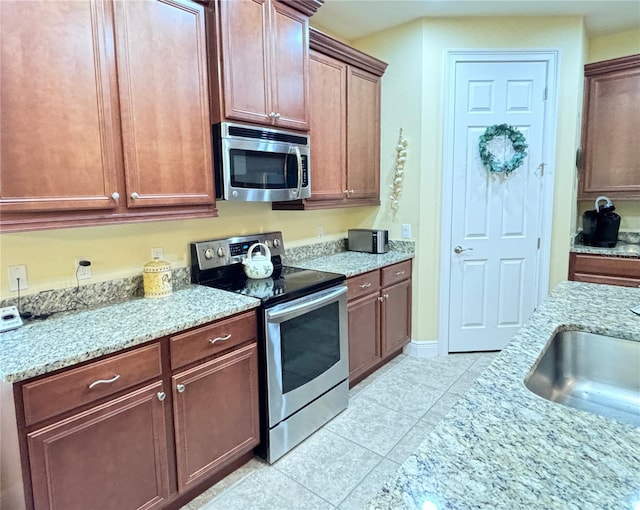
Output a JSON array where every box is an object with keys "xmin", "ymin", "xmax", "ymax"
[
  {"xmin": 378, "ymin": 296, "xmax": 384, "ymax": 302},
  {"xmin": 268, "ymin": 112, "xmax": 277, "ymax": 118},
  {"xmin": 130, "ymin": 192, "xmax": 139, "ymax": 200},
  {"xmin": 453, "ymin": 246, "xmax": 473, "ymax": 254},
  {"xmin": 176, "ymin": 384, "xmax": 185, "ymax": 393},
  {"xmin": 111, "ymin": 192, "xmax": 120, "ymax": 201},
  {"xmin": 359, "ymin": 283, "xmax": 372, "ymax": 288},
  {"xmin": 274, "ymin": 112, "xmax": 281, "ymax": 119},
  {"xmin": 209, "ymin": 333, "xmax": 231, "ymax": 345},
  {"xmin": 88, "ymin": 374, "xmax": 120, "ymax": 389},
  {"xmin": 157, "ymin": 392, "xmax": 166, "ymax": 401},
  {"xmin": 394, "ymin": 271, "xmax": 406, "ymax": 276}
]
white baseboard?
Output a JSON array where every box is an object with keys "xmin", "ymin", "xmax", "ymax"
[{"xmin": 403, "ymin": 339, "xmax": 439, "ymax": 358}]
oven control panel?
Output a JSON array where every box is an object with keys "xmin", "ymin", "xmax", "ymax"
[{"xmin": 191, "ymin": 232, "xmax": 285, "ymax": 271}]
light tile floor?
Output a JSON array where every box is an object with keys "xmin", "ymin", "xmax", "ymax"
[{"xmin": 180, "ymin": 351, "xmax": 498, "ymax": 510}]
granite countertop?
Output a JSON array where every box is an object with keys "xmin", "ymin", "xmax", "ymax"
[
  {"xmin": 0, "ymin": 247, "xmax": 414, "ymax": 384},
  {"xmin": 571, "ymin": 231, "xmax": 640, "ymax": 258},
  {"xmin": 291, "ymin": 250, "xmax": 413, "ymax": 277},
  {"xmin": 370, "ymin": 281, "xmax": 640, "ymax": 509},
  {"xmin": 0, "ymin": 286, "xmax": 260, "ymax": 383}
]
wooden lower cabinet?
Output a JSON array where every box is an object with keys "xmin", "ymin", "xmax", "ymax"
[
  {"xmin": 15, "ymin": 311, "xmax": 260, "ymax": 510},
  {"xmin": 28, "ymin": 381, "xmax": 170, "ymax": 510},
  {"xmin": 347, "ymin": 260, "xmax": 412, "ymax": 386},
  {"xmin": 381, "ymin": 278, "xmax": 412, "ymax": 357},
  {"xmin": 172, "ymin": 343, "xmax": 259, "ymax": 492},
  {"xmin": 347, "ymin": 292, "xmax": 382, "ymax": 384},
  {"xmin": 569, "ymin": 252, "xmax": 640, "ymax": 287}
]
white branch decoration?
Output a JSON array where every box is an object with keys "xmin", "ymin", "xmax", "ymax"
[{"xmin": 389, "ymin": 128, "xmax": 408, "ymax": 220}]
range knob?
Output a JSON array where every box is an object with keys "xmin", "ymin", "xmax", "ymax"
[
  {"xmin": 217, "ymin": 247, "xmax": 225, "ymax": 257},
  {"xmin": 272, "ymin": 238, "xmax": 280, "ymax": 248},
  {"xmin": 204, "ymin": 248, "xmax": 214, "ymax": 260}
]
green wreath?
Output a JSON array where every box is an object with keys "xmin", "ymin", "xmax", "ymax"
[{"xmin": 478, "ymin": 124, "xmax": 528, "ymax": 175}]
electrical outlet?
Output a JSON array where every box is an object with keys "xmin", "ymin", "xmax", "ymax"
[
  {"xmin": 151, "ymin": 247, "xmax": 164, "ymax": 260},
  {"xmin": 75, "ymin": 259, "xmax": 92, "ymax": 280},
  {"xmin": 402, "ymin": 224, "xmax": 412, "ymax": 239},
  {"xmin": 8, "ymin": 265, "xmax": 28, "ymax": 291}
]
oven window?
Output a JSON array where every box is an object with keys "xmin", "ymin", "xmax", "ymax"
[
  {"xmin": 229, "ymin": 149, "xmax": 301, "ymax": 189},
  {"xmin": 280, "ymin": 301, "xmax": 340, "ymax": 394}
]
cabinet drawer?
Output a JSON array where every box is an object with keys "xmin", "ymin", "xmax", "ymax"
[
  {"xmin": 170, "ymin": 311, "xmax": 257, "ymax": 370},
  {"xmin": 381, "ymin": 260, "xmax": 412, "ymax": 287},
  {"xmin": 347, "ymin": 270, "xmax": 381, "ymax": 300},
  {"xmin": 22, "ymin": 343, "xmax": 162, "ymax": 427},
  {"xmin": 572, "ymin": 254, "xmax": 640, "ymax": 278}
]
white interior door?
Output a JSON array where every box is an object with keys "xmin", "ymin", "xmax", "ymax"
[{"xmin": 447, "ymin": 58, "xmax": 548, "ymax": 352}]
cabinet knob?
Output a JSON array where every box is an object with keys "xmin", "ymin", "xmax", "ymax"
[
  {"xmin": 157, "ymin": 392, "xmax": 166, "ymax": 401},
  {"xmin": 130, "ymin": 192, "xmax": 139, "ymax": 200},
  {"xmin": 111, "ymin": 192, "xmax": 120, "ymax": 202},
  {"xmin": 384, "ymin": 294, "xmax": 389, "ymax": 299},
  {"xmin": 274, "ymin": 112, "xmax": 281, "ymax": 119},
  {"xmin": 176, "ymin": 384, "xmax": 185, "ymax": 393},
  {"xmin": 378, "ymin": 296, "xmax": 384, "ymax": 302},
  {"xmin": 268, "ymin": 112, "xmax": 276, "ymax": 118}
]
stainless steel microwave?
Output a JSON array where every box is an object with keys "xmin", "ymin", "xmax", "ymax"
[{"xmin": 213, "ymin": 122, "xmax": 311, "ymax": 202}]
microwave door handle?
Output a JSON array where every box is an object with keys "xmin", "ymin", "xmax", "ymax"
[{"xmin": 290, "ymin": 145, "xmax": 302, "ymax": 199}]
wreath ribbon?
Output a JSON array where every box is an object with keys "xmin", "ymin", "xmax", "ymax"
[{"xmin": 478, "ymin": 124, "xmax": 528, "ymax": 175}]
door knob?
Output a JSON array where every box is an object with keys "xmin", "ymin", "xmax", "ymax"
[{"xmin": 453, "ymin": 246, "xmax": 473, "ymax": 254}]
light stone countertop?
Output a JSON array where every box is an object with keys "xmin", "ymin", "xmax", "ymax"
[
  {"xmin": 571, "ymin": 231, "xmax": 640, "ymax": 258},
  {"xmin": 370, "ymin": 281, "xmax": 640, "ymax": 510},
  {"xmin": 290, "ymin": 250, "xmax": 413, "ymax": 277},
  {"xmin": 0, "ymin": 248, "xmax": 414, "ymax": 384},
  {"xmin": 0, "ymin": 286, "xmax": 260, "ymax": 383}
]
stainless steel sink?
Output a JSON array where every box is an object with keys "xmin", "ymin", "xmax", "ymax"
[{"xmin": 524, "ymin": 330, "xmax": 640, "ymax": 426}]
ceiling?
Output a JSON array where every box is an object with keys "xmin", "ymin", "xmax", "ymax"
[{"xmin": 311, "ymin": 0, "xmax": 640, "ymax": 40}]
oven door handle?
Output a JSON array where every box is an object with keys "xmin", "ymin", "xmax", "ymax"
[{"xmin": 266, "ymin": 285, "xmax": 347, "ymax": 323}]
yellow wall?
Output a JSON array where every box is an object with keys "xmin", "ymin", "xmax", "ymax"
[
  {"xmin": 578, "ymin": 27, "xmax": 640, "ymax": 232},
  {"xmin": 354, "ymin": 16, "xmax": 587, "ymax": 342},
  {"xmin": 587, "ymin": 28, "xmax": 640, "ymax": 63},
  {"xmin": 0, "ymin": 203, "xmax": 376, "ymax": 297}
]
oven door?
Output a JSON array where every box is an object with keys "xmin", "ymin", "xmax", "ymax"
[
  {"xmin": 264, "ymin": 284, "xmax": 348, "ymax": 428},
  {"xmin": 221, "ymin": 137, "xmax": 310, "ymax": 202}
]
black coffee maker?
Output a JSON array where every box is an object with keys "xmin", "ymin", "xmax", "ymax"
[{"xmin": 582, "ymin": 196, "xmax": 621, "ymax": 248}]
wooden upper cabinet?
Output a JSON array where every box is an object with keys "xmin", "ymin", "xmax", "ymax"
[
  {"xmin": 579, "ymin": 54, "xmax": 640, "ymax": 200},
  {"xmin": 306, "ymin": 50, "xmax": 347, "ymax": 202},
  {"xmin": 114, "ymin": 0, "xmax": 214, "ymax": 209},
  {"xmin": 0, "ymin": 0, "xmax": 216, "ymax": 232},
  {"xmin": 0, "ymin": 0, "xmax": 120, "ymax": 213},
  {"xmin": 272, "ymin": 28, "xmax": 387, "ymax": 210},
  {"xmin": 211, "ymin": 0, "xmax": 309, "ymax": 131},
  {"xmin": 347, "ymin": 67, "xmax": 381, "ymax": 201}
]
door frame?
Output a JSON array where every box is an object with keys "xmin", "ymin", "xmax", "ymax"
[{"xmin": 438, "ymin": 50, "xmax": 559, "ymax": 355}]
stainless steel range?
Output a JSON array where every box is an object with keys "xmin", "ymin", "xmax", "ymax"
[{"xmin": 190, "ymin": 232, "xmax": 349, "ymax": 463}]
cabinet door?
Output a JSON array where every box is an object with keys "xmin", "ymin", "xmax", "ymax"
[
  {"xmin": 269, "ymin": 1, "xmax": 309, "ymax": 130},
  {"xmin": 579, "ymin": 56, "xmax": 640, "ymax": 199},
  {"xmin": 0, "ymin": 0, "xmax": 120, "ymax": 213},
  {"xmin": 347, "ymin": 67, "xmax": 381, "ymax": 203},
  {"xmin": 347, "ymin": 292, "xmax": 381, "ymax": 386},
  {"xmin": 113, "ymin": 0, "xmax": 214, "ymax": 209},
  {"xmin": 28, "ymin": 382, "xmax": 170, "ymax": 510},
  {"xmin": 172, "ymin": 343, "xmax": 259, "ymax": 492},
  {"xmin": 307, "ymin": 51, "xmax": 347, "ymax": 202},
  {"xmin": 381, "ymin": 278, "xmax": 412, "ymax": 358},
  {"xmin": 218, "ymin": 0, "xmax": 271, "ymax": 125}
]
